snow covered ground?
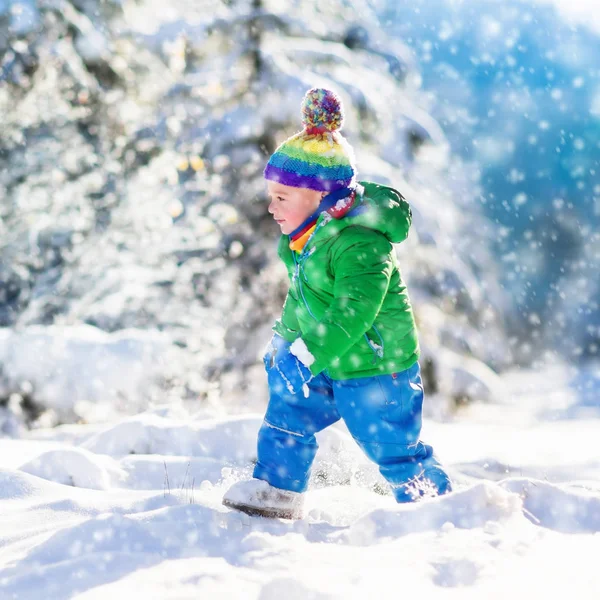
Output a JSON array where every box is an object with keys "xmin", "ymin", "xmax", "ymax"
[{"xmin": 0, "ymin": 361, "xmax": 599, "ymax": 599}]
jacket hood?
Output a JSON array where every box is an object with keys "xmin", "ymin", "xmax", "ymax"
[
  {"xmin": 279, "ymin": 180, "xmax": 412, "ymax": 260},
  {"xmin": 347, "ymin": 181, "xmax": 412, "ymax": 244},
  {"xmin": 313, "ymin": 181, "xmax": 411, "ymax": 245}
]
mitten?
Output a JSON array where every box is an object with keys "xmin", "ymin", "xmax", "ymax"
[
  {"xmin": 263, "ymin": 333, "xmax": 291, "ymax": 370},
  {"xmin": 268, "ymin": 350, "xmax": 313, "ymax": 396}
]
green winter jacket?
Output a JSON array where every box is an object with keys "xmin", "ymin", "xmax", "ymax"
[{"xmin": 272, "ymin": 180, "xmax": 420, "ymax": 380}]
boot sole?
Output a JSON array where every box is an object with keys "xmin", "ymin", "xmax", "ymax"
[{"xmin": 222, "ymin": 498, "xmax": 303, "ymax": 520}]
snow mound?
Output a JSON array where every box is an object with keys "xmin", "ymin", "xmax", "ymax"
[
  {"xmin": 27, "ymin": 513, "xmax": 164, "ymax": 565},
  {"xmin": 20, "ymin": 447, "xmax": 127, "ymax": 490},
  {"xmin": 0, "ymin": 468, "xmax": 66, "ymax": 501},
  {"xmin": 81, "ymin": 413, "xmax": 261, "ymax": 460},
  {"xmin": 343, "ymin": 481, "xmax": 522, "ymax": 544},
  {"xmin": 500, "ymin": 478, "xmax": 600, "ymax": 534},
  {"xmin": 419, "ymin": 339, "xmax": 507, "ymax": 407},
  {"xmin": 438, "ymin": 349, "xmax": 507, "ymax": 404},
  {"xmin": 0, "ymin": 325, "xmax": 174, "ymax": 423}
]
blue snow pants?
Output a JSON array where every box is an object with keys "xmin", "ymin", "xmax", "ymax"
[{"xmin": 253, "ymin": 361, "xmax": 452, "ymax": 502}]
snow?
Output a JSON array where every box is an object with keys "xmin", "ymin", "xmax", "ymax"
[
  {"xmin": 0, "ymin": 357, "xmax": 599, "ymax": 598},
  {"xmin": 290, "ymin": 337, "xmax": 315, "ymax": 367},
  {"xmin": 0, "ymin": 325, "xmax": 178, "ymax": 424}
]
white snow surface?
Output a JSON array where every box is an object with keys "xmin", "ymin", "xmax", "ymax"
[
  {"xmin": 0, "ymin": 325, "xmax": 179, "ymax": 424},
  {"xmin": 0, "ymin": 356, "xmax": 599, "ymax": 598}
]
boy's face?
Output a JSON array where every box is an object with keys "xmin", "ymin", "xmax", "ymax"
[{"xmin": 267, "ymin": 181, "xmax": 325, "ymax": 235}]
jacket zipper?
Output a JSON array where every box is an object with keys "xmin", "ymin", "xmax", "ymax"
[
  {"xmin": 291, "ymin": 218, "xmax": 329, "ymax": 321},
  {"xmin": 291, "ymin": 216, "xmax": 385, "ymax": 364},
  {"xmin": 292, "ymin": 251, "xmax": 317, "ymax": 320}
]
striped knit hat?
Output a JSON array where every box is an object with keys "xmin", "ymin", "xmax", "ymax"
[{"xmin": 263, "ymin": 88, "xmax": 356, "ymax": 192}]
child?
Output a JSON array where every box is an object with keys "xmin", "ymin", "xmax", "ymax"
[{"xmin": 223, "ymin": 88, "xmax": 452, "ymax": 519}]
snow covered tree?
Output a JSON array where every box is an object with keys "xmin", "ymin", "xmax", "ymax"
[{"xmin": 1, "ymin": 0, "xmax": 511, "ymax": 427}]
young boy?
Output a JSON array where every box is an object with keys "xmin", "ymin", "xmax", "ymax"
[{"xmin": 223, "ymin": 88, "xmax": 452, "ymax": 519}]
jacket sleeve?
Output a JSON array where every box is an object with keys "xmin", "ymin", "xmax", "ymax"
[
  {"xmin": 300, "ymin": 228, "xmax": 393, "ymax": 376},
  {"xmin": 272, "ymin": 286, "xmax": 301, "ymax": 342}
]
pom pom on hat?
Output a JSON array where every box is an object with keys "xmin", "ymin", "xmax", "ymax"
[
  {"xmin": 301, "ymin": 88, "xmax": 344, "ymax": 134},
  {"xmin": 264, "ymin": 87, "xmax": 356, "ymax": 192}
]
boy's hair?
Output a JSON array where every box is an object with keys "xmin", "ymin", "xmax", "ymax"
[{"xmin": 263, "ymin": 88, "xmax": 357, "ymax": 192}]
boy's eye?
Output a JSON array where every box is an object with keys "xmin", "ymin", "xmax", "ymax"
[{"xmin": 277, "ymin": 196, "xmax": 285, "ymax": 202}]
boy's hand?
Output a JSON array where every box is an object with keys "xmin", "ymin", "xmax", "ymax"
[
  {"xmin": 269, "ymin": 351, "xmax": 313, "ymax": 397},
  {"xmin": 263, "ymin": 334, "xmax": 291, "ymax": 369}
]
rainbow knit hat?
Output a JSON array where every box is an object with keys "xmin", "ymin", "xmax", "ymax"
[{"xmin": 263, "ymin": 88, "xmax": 356, "ymax": 192}]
